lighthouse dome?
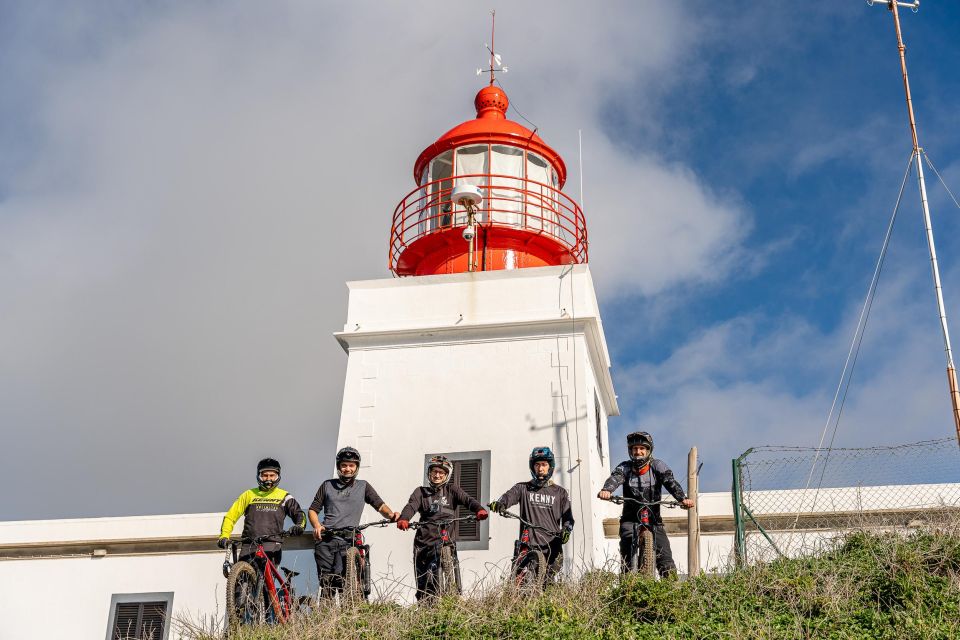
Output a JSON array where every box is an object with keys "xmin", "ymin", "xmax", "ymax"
[{"xmin": 390, "ymin": 84, "xmax": 586, "ymax": 276}]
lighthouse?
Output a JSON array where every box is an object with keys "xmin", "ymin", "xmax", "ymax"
[{"xmin": 333, "ymin": 70, "xmax": 620, "ymax": 598}]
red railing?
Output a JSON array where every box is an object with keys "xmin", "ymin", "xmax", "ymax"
[{"xmin": 389, "ymin": 173, "xmax": 588, "ymax": 274}]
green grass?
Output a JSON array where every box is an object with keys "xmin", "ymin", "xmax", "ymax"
[{"xmin": 180, "ymin": 527, "xmax": 960, "ymax": 639}]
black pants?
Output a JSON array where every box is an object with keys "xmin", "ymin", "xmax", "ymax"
[
  {"xmin": 314, "ymin": 538, "xmax": 350, "ymax": 595},
  {"xmin": 413, "ymin": 543, "xmax": 460, "ymax": 601},
  {"xmin": 618, "ymin": 521, "xmax": 675, "ymax": 577}
]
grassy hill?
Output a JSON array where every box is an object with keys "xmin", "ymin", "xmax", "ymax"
[{"xmin": 182, "ymin": 526, "xmax": 960, "ymax": 639}]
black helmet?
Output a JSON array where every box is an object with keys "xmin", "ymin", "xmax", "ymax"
[
  {"xmin": 335, "ymin": 447, "xmax": 361, "ymax": 482},
  {"xmin": 626, "ymin": 431, "xmax": 653, "ymax": 468},
  {"xmin": 256, "ymin": 458, "xmax": 281, "ymax": 491},
  {"xmin": 425, "ymin": 455, "xmax": 454, "ymax": 488},
  {"xmin": 529, "ymin": 446, "xmax": 556, "ymax": 487}
]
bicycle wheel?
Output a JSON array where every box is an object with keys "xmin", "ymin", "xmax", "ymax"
[
  {"xmin": 638, "ymin": 528, "xmax": 656, "ymax": 579},
  {"xmin": 342, "ymin": 547, "xmax": 365, "ymax": 605},
  {"xmin": 514, "ymin": 550, "xmax": 546, "ymax": 593},
  {"xmin": 226, "ymin": 561, "xmax": 263, "ymax": 627},
  {"xmin": 439, "ymin": 545, "xmax": 460, "ymax": 597}
]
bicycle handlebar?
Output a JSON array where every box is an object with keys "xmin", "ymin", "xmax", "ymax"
[
  {"xmin": 607, "ymin": 495, "xmax": 680, "ymax": 508},
  {"xmin": 407, "ymin": 514, "xmax": 478, "ymax": 530},
  {"xmin": 322, "ymin": 519, "xmax": 393, "ymax": 536}
]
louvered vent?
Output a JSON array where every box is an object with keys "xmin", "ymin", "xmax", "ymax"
[
  {"xmin": 454, "ymin": 458, "xmax": 482, "ymax": 541},
  {"xmin": 112, "ymin": 600, "xmax": 168, "ymax": 639}
]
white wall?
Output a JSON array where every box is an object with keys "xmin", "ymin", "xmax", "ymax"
[
  {"xmin": 334, "ymin": 265, "xmax": 620, "ymax": 601},
  {"xmin": 0, "ymin": 514, "xmax": 227, "ymax": 640}
]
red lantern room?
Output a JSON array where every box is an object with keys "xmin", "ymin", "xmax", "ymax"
[{"xmin": 389, "ymin": 83, "xmax": 588, "ymax": 276}]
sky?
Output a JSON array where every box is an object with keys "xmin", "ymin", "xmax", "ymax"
[{"xmin": 2, "ymin": 2, "xmax": 960, "ymax": 521}]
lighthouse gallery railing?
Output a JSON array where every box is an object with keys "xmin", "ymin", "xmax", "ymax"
[{"xmin": 389, "ymin": 174, "xmax": 588, "ymax": 274}]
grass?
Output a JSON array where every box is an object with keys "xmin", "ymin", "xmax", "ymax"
[{"xmin": 179, "ymin": 525, "xmax": 960, "ymax": 639}]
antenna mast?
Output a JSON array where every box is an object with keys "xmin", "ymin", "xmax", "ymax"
[
  {"xmin": 870, "ymin": 0, "xmax": 960, "ymax": 444},
  {"xmin": 490, "ymin": 10, "xmax": 496, "ymax": 86}
]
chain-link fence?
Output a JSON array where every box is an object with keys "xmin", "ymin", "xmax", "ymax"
[{"xmin": 732, "ymin": 438, "xmax": 960, "ymax": 564}]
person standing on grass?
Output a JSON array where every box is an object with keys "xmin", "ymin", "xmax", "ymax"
[
  {"xmin": 489, "ymin": 446, "xmax": 574, "ymax": 581},
  {"xmin": 309, "ymin": 447, "xmax": 400, "ymax": 598},
  {"xmin": 397, "ymin": 455, "xmax": 488, "ymax": 600},
  {"xmin": 598, "ymin": 431, "xmax": 694, "ymax": 577}
]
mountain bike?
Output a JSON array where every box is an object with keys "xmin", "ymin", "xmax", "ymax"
[
  {"xmin": 492, "ymin": 507, "xmax": 562, "ymax": 593},
  {"xmin": 317, "ymin": 519, "xmax": 391, "ymax": 604},
  {"xmin": 406, "ymin": 514, "xmax": 477, "ymax": 599},
  {"xmin": 223, "ymin": 530, "xmax": 300, "ymax": 628},
  {"xmin": 609, "ymin": 495, "xmax": 679, "ymax": 578}
]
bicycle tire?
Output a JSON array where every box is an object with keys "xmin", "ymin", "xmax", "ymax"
[
  {"xmin": 439, "ymin": 545, "xmax": 459, "ymax": 597},
  {"xmin": 515, "ymin": 549, "xmax": 546, "ymax": 593},
  {"xmin": 226, "ymin": 561, "xmax": 263, "ymax": 627},
  {"xmin": 342, "ymin": 547, "xmax": 365, "ymax": 605},
  {"xmin": 639, "ymin": 528, "xmax": 656, "ymax": 579}
]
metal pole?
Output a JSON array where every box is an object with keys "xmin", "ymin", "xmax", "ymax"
[
  {"xmin": 885, "ymin": 1, "xmax": 960, "ymax": 444},
  {"xmin": 731, "ymin": 457, "xmax": 745, "ymax": 567},
  {"xmin": 687, "ymin": 447, "xmax": 700, "ymax": 576}
]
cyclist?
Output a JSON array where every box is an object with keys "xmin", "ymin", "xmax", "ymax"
[
  {"xmin": 308, "ymin": 446, "xmax": 399, "ymax": 598},
  {"xmin": 489, "ymin": 446, "xmax": 574, "ymax": 581},
  {"xmin": 598, "ymin": 431, "xmax": 694, "ymax": 577},
  {"xmin": 397, "ymin": 455, "xmax": 488, "ymax": 600},
  {"xmin": 218, "ymin": 457, "xmax": 306, "ymax": 567}
]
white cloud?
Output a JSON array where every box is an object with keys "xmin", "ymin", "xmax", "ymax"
[
  {"xmin": 0, "ymin": 3, "xmax": 751, "ymax": 519},
  {"xmin": 613, "ymin": 263, "xmax": 960, "ymax": 492}
]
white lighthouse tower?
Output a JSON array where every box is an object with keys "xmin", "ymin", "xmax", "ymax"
[{"xmin": 333, "ymin": 75, "xmax": 620, "ymax": 599}]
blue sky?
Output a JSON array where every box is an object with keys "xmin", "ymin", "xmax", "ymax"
[{"xmin": 1, "ymin": 2, "xmax": 959, "ymax": 520}]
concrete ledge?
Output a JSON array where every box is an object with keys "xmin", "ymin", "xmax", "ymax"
[
  {"xmin": 0, "ymin": 533, "xmax": 315, "ymax": 560},
  {"xmin": 602, "ymin": 506, "xmax": 960, "ymax": 538}
]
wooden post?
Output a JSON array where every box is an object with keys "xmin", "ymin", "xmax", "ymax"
[{"xmin": 687, "ymin": 446, "xmax": 700, "ymax": 576}]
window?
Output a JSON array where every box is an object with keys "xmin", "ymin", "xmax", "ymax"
[
  {"xmin": 423, "ymin": 450, "xmax": 491, "ymax": 550},
  {"xmin": 595, "ymin": 391, "xmax": 604, "ymax": 461},
  {"xmin": 106, "ymin": 593, "xmax": 173, "ymax": 640},
  {"xmin": 453, "ymin": 458, "xmax": 482, "ymax": 541}
]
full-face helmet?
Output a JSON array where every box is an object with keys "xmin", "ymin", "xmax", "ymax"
[{"xmin": 529, "ymin": 446, "xmax": 556, "ymax": 487}]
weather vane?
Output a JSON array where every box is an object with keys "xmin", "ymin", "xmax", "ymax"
[{"xmin": 476, "ymin": 10, "xmax": 508, "ymax": 85}]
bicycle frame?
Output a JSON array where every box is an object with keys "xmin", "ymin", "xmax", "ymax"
[
  {"xmin": 319, "ymin": 520, "xmax": 390, "ymax": 599},
  {"xmin": 608, "ymin": 496, "xmax": 679, "ymax": 576},
  {"xmin": 407, "ymin": 514, "xmax": 475, "ymax": 597},
  {"xmin": 492, "ymin": 508, "xmax": 562, "ymax": 587},
  {"xmin": 225, "ymin": 536, "xmax": 294, "ymax": 623}
]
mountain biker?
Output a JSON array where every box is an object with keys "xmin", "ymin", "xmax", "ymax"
[
  {"xmin": 308, "ymin": 446, "xmax": 399, "ymax": 598},
  {"xmin": 489, "ymin": 446, "xmax": 574, "ymax": 581},
  {"xmin": 397, "ymin": 455, "xmax": 488, "ymax": 600},
  {"xmin": 218, "ymin": 458, "xmax": 306, "ymax": 568},
  {"xmin": 598, "ymin": 431, "xmax": 694, "ymax": 577}
]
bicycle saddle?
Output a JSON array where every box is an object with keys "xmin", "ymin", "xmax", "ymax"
[{"xmin": 281, "ymin": 568, "xmax": 300, "ymax": 579}]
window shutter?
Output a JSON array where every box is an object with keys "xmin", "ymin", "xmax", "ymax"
[
  {"xmin": 454, "ymin": 459, "xmax": 482, "ymax": 541},
  {"xmin": 112, "ymin": 601, "xmax": 168, "ymax": 639},
  {"xmin": 138, "ymin": 602, "xmax": 168, "ymax": 639}
]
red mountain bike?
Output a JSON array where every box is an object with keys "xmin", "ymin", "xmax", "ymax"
[
  {"xmin": 609, "ymin": 495, "xmax": 679, "ymax": 578},
  {"xmin": 223, "ymin": 530, "xmax": 300, "ymax": 627},
  {"xmin": 493, "ymin": 508, "xmax": 562, "ymax": 593},
  {"xmin": 405, "ymin": 514, "xmax": 477, "ymax": 599}
]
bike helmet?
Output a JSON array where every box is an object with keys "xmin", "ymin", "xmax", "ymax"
[
  {"xmin": 256, "ymin": 458, "xmax": 281, "ymax": 491},
  {"xmin": 425, "ymin": 455, "xmax": 454, "ymax": 488},
  {"xmin": 336, "ymin": 446, "xmax": 361, "ymax": 481},
  {"xmin": 626, "ymin": 431, "xmax": 653, "ymax": 468},
  {"xmin": 529, "ymin": 446, "xmax": 556, "ymax": 487}
]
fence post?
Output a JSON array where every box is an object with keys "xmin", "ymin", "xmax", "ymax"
[
  {"xmin": 687, "ymin": 447, "xmax": 700, "ymax": 576},
  {"xmin": 731, "ymin": 456, "xmax": 746, "ymax": 567}
]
